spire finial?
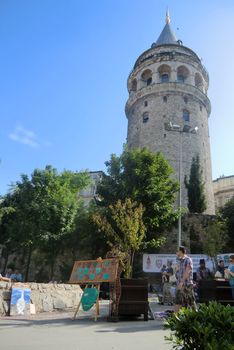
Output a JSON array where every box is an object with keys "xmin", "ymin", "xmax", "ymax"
[{"xmin": 166, "ymin": 8, "xmax": 170, "ymax": 24}]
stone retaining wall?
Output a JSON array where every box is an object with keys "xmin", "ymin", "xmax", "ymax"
[{"xmin": 0, "ymin": 281, "xmax": 82, "ymax": 316}]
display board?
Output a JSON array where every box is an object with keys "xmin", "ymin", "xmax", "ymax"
[
  {"xmin": 10, "ymin": 285, "xmax": 31, "ymax": 316},
  {"xmin": 69, "ymin": 258, "xmax": 118, "ymax": 284},
  {"xmin": 143, "ymin": 254, "xmax": 214, "ymax": 273}
]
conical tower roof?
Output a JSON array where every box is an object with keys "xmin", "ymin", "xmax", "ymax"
[{"xmin": 155, "ymin": 10, "xmax": 178, "ymax": 46}]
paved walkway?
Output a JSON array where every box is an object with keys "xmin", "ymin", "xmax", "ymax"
[{"xmin": 0, "ymin": 301, "xmax": 173, "ymax": 350}]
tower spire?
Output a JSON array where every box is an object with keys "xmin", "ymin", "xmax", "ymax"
[
  {"xmin": 154, "ymin": 8, "xmax": 177, "ymax": 46},
  {"xmin": 166, "ymin": 8, "xmax": 170, "ymax": 24}
]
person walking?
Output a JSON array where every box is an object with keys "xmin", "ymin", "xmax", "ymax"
[{"xmin": 175, "ymin": 246, "xmax": 196, "ymax": 312}]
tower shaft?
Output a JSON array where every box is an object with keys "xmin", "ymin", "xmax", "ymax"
[{"xmin": 125, "ymin": 19, "xmax": 215, "ymax": 214}]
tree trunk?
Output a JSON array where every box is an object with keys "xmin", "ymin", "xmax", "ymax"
[
  {"xmin": 2, "ymin": 250, "xmax": 9, "ymax": 274},
  {"xmin": 25, "ymin": 245, "xmax": 33, "ymax": 281},
  {"xmin": 50, "ymin": 258, "xmax": 55, "ymax": 281},
  {"xmin": 129, "ymin": 251, "xmax": 135, "ymax": 278},
  {"xmin": 20, "ymin": 247, "xmax": 27, "ymax": 265}
]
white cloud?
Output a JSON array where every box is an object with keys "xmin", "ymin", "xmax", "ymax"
[{"xmin": 9, "ymin": 126, "xmax": 46, "ymax": 148}]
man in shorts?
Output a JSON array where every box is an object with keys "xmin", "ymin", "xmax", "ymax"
[{"xmin": 175, "ymin": 246, "xmax": 196, "ymax": 312}]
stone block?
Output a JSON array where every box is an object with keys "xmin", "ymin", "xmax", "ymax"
[
  {"xmin": 42, "ymin": 294, "xmax": 53, "ymax": 312},
  {"xmin": 0, "ymin": 282, "xmax": 84, "ymax": 315},
  {"xmin": 64, "ymin": 284, "xmax": 72, "ymax": 290},
  {"xmin": 30, "ymin": 283, "xmax": 38, "ymax": 290},
  {"xmin": 53, "ymin": 297, "xmax": 66, "ymax": 309},
  {"xmin": 41, "ymin": 283, "xmax": 51, "ymax": 290},
  {"xmin": 2, "ymin": 290, "xmax": 11, "ymax": 300},
  {"xmin": 31, "ymin": 291, "xmax": 43, "ymax": 312},
  {"xmin": 71, "ymin": 292, "xmax": 81, "ymax": 305},
  {"xmin": 2, "ymin": 300, "xmax": 10, "ymax": 315},
  {"xmin": 63, "ymin": 297, "xmax": 74, "ymax": 308},
  {"xmin": 0, "ymin": 281, "xmax": 8, "ymax": 289},
  {"xmin": 55, "ymin": 284, "xmax": 65, "ymax": 290}
]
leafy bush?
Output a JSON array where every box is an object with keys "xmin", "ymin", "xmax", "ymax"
[{"xmin": 164, "ymin": 301, "xmax": 234, "ymax": 350}]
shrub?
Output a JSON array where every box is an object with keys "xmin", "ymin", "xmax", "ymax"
[{"xmin": 164, "ymin": 301, "xmax": 234, "ymax": 350}]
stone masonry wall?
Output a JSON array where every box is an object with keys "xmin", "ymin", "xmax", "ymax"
[
  {"xmin": 0, "ymin": 281, "xmax": 82, "ymax": 316},
  {"xmin": 126, "ymin": 44, "xmax": 215, "ymax": 214}
]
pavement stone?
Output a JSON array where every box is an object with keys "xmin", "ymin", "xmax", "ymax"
[{"xmin": 0, "ymin": 300, "xmax": 173, "ymax": 350}]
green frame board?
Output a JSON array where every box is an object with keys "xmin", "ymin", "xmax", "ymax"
[{"xmin": 69, "ymin": 258, "xmax": 118, "ymax": 284}]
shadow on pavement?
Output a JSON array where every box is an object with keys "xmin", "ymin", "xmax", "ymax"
[
  {"xmin": 0, "ymin": 299, "xmax": 170, "ymax": 332},
  {"xmin": 0, "ymin": 315, "xmax": 165, "ymax": 333}
]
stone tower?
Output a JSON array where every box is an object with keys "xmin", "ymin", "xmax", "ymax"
[{"xmin": 125, "ymin": 12, "xmax": 215, "ymax": 214}]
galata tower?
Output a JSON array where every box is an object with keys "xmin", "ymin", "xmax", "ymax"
[{"xmin": 125, "ymin": 12, "xmax": 215, "ymax": 214}]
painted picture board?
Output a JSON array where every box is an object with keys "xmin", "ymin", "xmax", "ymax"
[
  {"xmin": 10, "ymin": 286, "xmax": 31, "ymax": 316},
  {"xmin": 69, "ymin": 258, "xmax": 118, "ymax": 284}
]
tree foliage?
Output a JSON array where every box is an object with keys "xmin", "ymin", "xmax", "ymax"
[
  {"xmin": 93, "ymin": 198, "xmax": 146, "ymax": 277},
  {"xmin": 69, "ymin": 202, "xmax": 109, "ymax": 260},
  {"xmin": 185, "ymin": 154, "xmax": 207, "ymax": 213},
  {"xmin": 202, "ymin": 218, "xmax": 227, "ymax": 268},
  {"xmin": 96, "ymin": 147, "xmax": 179, "ymax": 248},
  {"xmin": 0, "ymin": 165, "xmax": 90, "ymax": 280},
  {"xmin": 165, "ymin": 302, "xmax": 234, "ymax": 350},
  {"xmin": 220, "ymin": 196, "xmax": 234, "ymax": 251}
]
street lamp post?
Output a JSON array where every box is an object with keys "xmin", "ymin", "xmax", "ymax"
[
  {"xmin": 178, "ymin": 130, "xmax": 182, "ymax": 248},
  {"xmin": 164, "ymin": 122, "xmax": 198, "ymax": 247}
]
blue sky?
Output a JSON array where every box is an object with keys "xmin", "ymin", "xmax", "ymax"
[{"xmin": 0, "ymin": 0, "xmax": 234, "ymax": 195}]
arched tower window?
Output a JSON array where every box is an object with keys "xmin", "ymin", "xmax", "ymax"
[
  {"xmin": 142, "ymin": 112, "xmax": 149, "ymax": 123},
  {"xmin": 182, "ymin": 109, "xmax": 190, "ymax": 122},
  {"xmin": 158, "ymin": 64, "xmax": 171, "ymax": 83},
  {"xmin": 141, "ymin": 69, "xmax": 153, "ymax": 86},
  {"xmin": 195, "ymin": 72, "xmax": 203, "ymax": 89},
  {"xmin": 130, "ymin": 78, "xmax": 137, "ymax": 92},
  {"xmin": 177, "ymin": 65, "xmax": 189, "ymax": 83}
]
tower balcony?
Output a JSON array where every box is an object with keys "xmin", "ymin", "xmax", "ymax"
[{"xmin": 125, "ymin": 82, "xmax": 211, "ymax": 116}]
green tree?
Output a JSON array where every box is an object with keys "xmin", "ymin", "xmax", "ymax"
[
  {"xmin": 67, "ymin": 202, "xmax": 109, "ymax": 261},
  {"xmin": 0, "ymin": 166, "xmax": 90, "ymax": 280},
  {"xmin": 0, "ymin": 196, "xmax": 18, "ymax": 272},
  {"xmin": 97, "ymin": 147, "xmax": 179, "ymax": 248},
  {"xmin": 56, "ymin": 202, "xmax": 110, "ymax": 282},
  {"xmin": 93, "ymin": 198, "xmax": 146, "ymax": 277},
  {"xmin": 220, "ymin": 196, "xmax": 234, "ymax": 251},
  {"xmin": 202, "ymin": 218, "xmax": 227, "ymax": 269},
  {"xmin": 185, "ymin": 154, "xmax": 207, "ymax": 213}
]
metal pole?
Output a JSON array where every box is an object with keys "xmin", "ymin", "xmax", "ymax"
[
  {"xmin": 178, "ymin": 131, "xmax": 182, "ymax": 247},
  {"xmin": 165, "ymin": 122, "xmax": 198, "ymax": 247}
]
